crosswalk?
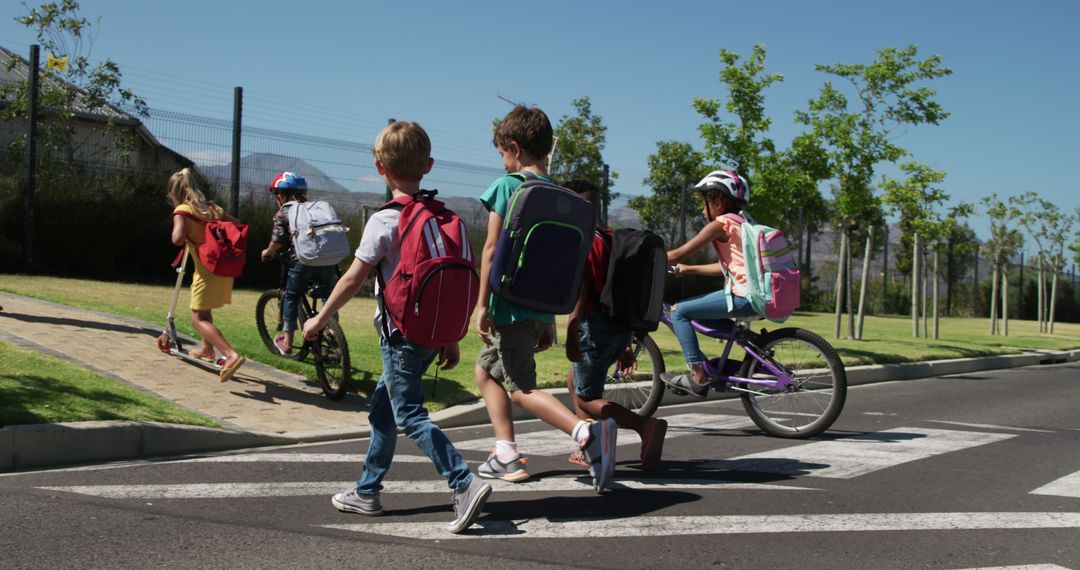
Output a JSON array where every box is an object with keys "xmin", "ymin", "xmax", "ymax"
[{"xmin": 28, "ymin": 411, "xmax": 1080, "ymax": 543}]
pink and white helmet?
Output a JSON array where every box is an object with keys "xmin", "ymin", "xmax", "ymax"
[{"xmin": 693, "ymin": 170, "xmax": 749, "ymax": 204}]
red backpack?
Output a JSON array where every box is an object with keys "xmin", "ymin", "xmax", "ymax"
[
  {"xmin": 377, "ymin": 190, "xmax": 479, "ymax": 348},
  {"xmin": 174, "ymin": 205, "xmax": 248, "ymax": 278}
]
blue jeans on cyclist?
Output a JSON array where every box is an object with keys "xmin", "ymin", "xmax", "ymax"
[
  {"xmin": 664, "ymin": 290, "xmax": 755, "ymax": 395},
  {"xmin": 356, "ymin": 334, "xmax": 474, "ymax": 496},
  {"xmin": 282, "ymin": 263, "xmax": 338, "ymax": 333}
]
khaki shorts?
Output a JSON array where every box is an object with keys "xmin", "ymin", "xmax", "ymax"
[{"xmin": 476, "ymin": 320, "xmax": 547, "ymax": 392}]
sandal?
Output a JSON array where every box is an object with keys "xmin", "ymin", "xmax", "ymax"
[
  {"xmin": 567, "ymin": 449, "xmax": 589, "ymax": 468},
  {"xmin": 188, "ymin": 350, "xmax": 217, "ymax": 363},
  {"xmin": 218, "ymin": 356, "xmax": 246, "ymax": 382}
]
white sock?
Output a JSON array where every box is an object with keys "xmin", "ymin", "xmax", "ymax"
[
  {"xmin": 572, "ymin": 420, "xmax": 591, "ymax": 446},
  {"xmin": 495, "ymin": 440, "xmax": 518, "ymax": 461}
]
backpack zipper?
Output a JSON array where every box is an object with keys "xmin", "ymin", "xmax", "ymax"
[{"xmin": 413, "ymin": 262, "xmax": 478, "ymax": 316}]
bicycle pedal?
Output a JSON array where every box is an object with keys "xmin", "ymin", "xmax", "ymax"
[{"xmin": 667, "ymin": 386, "xmax": 689, "ymax": 396}]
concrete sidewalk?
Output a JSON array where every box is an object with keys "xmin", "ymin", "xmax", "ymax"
[
  {"xmin": 0, "ymin": 291, "xmax": 375, "ymax": 470},
  {"xmin": 1, "ymin": 290, "xmax": 1078, "ymax": 472}
]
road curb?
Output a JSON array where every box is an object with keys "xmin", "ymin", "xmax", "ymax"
[{"xmin": 3, "ymin": 348, "xmax": 1078, "ymax": 472}]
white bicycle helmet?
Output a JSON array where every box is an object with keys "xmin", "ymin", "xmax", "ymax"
[{"xmin": 693, "ymin": 170, "xmax": 749, "ymax": 204}]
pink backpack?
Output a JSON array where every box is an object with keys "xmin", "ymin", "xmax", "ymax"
[
  {"xmin": 739, "ymin": 212, "xmax": 800, "ymax": 322},
  {"xmin": 377, "ymin": 191, "xmax": 479, "ymax": 348}
]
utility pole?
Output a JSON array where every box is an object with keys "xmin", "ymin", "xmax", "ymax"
[
  {"xmin": 24, "ymin": 45, "xmax": 40, "ymax": 268},
  {"xmin": 384, "ymin": 118, "xmax": 395, "ymax": 201},
  {"xmin": 602, "ymin": 163, "xmax": 610, "ymax": 227}
]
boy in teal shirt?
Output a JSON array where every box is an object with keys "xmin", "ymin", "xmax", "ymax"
[{"xmin": 474, "ymin": 105, "xmax": 617, "ymax": 493}]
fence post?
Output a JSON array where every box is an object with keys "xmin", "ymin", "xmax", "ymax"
[
  {"xmin": 24, "ymin": 44, "xmax": 40, "ymax": 268},
  {"xmin": 230, "ymin": 86, "xmax": 243, "ymax": 217},
  {"xmin": 602, "ymin": 163, "xmax": 610, "ymax": 227},
  {"xmin": 384, "ymin": 118, "xmax": 395, "ymax": 202}
]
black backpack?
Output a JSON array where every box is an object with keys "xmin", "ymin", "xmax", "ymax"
[{"xmin": 599, "ymin": 229, "xmax": 667, "ymax": 333}]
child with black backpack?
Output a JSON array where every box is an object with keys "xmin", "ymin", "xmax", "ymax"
[
  {"xmin": 302, "ymin": 121, "xmax": 489, "ymax": 534},
  {"xmin": 563, "ymin": 180, "xmax": 668, "ymax": 471},
  {"xmin": 473, "ymin": 105, "xmax": 617, "ymax": 493},
  {"xmin": 259, "ymin": 172, "xmax": 347, "ymax": 355}
]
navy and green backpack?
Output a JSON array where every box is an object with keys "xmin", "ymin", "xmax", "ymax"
[{"xmin": 489, "ymin": 172, "xmax": 595, "ymax": 314}]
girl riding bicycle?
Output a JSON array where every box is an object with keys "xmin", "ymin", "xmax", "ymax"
[{"xmin": 662, "ymin": 170, "xmax": 757, "ymax": 397}]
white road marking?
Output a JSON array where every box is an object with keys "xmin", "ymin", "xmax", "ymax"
[
  {"xmin": 452, "ymin": 413, "xmax": 754, "ymax": 456},
  {"xmin": 37, "ymin": 476, "xmax": 814, "ymax": 499},
  {"xmin": 1031, "ymin": 470, "xmax": 1080, "ymax": 499},
  {"xmin": 323, "ymin": 512, "xmax": 1080, "ymax": 540},
  {"xmin": 176, "ymin": 453, "xmax": 430, "ymax": 463},
  {"xmin": 699, "ymin": 427, "xmax": 1015, "ymax": 479},
  {"xmin": 925, "ymin": 420, "xmax": 1054, "ymax": 433},
  {"xmin": 955, "ymin": 565, "xmax": 1072, "ymax": 570}
]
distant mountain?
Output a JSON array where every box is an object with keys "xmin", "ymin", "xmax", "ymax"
[
  {"xmin": 197, "ymin": 152, "xmax": 351, "ymax": 194},
  {"xmin": 608, "ymin": 205, "xmax": 642, "ymax": 229}
]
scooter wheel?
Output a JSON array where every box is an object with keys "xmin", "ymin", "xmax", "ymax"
[{"xmin": 156, "ymin": 334, "xmax": 172, "ymax": 354}]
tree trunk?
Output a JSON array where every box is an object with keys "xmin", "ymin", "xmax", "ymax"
[
  {"xmin": 1002, "ymin": 265, "xmax": 1010, "ymax": 337},
  {"xmin": 1050, "ymin": 269, "xmax": 1059, "ymax": 334},
  {"xmin": 945, "ymin": 235, "xmax": 955, "ymax": 316},
  {"xmin": 846, "ymin": 230, "xmax": 855, "ymax": 340},
  {"xmin": 834, "ymin": 228, "xmax": 846, "ymax": 339},
  {"xmin": 989, "ymin": 262, "xmax": 998, "ymax": 335},
  {"xmin": 933, "ymin": 246, "xmax": 940, "ymax": 340},
  {"xmin": 1037, "ymin": 262, "xmax": 1044, "ymax": 333},
  {"xmin": 856, "ymin": 227, "xmax": 873, "ymax": 340},
  {"xmin": 912, "ymin": 233, "xmax": 920, "ymax": 338},
  {"xmin": 922, "ymin": 247, "xmax": 929, "ymax": 339}
]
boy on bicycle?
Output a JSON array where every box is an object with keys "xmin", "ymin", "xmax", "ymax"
[{"xmin": 259, "ymin": 172, "xmax": 338, "ymax": 355}]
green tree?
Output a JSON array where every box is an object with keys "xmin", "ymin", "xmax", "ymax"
[
  {"xmin": 797, "ymin": 45, "xmax": 951, "ymax": 339},
  {"xmin": 981, "ymin": 194, "xmax": 1024, "ymax": 336},
  {"xmin": 881, "ymin": 162, "xmax": 949, "ymax": 337},
  {"xmin": 630, "ymin": 140, "xmax": 708, "ymax": 245},
  {"xmin": 2, "ymin": 0, "xmax": 148, "ymax": 160},
  {"xmin": 550, "ymin": 96, "xmax": 615, "ymax": 216}
]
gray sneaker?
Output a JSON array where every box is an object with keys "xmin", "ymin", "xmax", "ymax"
[
  {"xmin": 661, "ymin": 372, "xmax": 709, "ymax": 398},
  {"xmin": 477, "ymin": 452, "xmax": 530, "ymax": 482},
  {"xmin": 447, "ymin": 476, "xmax": 492, "ymax": 534},
  {"xmin": 580, "ymin": 418, "xmax": 618, "ymax": 492},
  {"xmin": 331, "ymin": 489, "xmax": 383, "ymax": 516}
]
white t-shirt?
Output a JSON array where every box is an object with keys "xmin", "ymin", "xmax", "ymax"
[{"xmin": 355, "ymin": 208, "xmax": 401, "ymax": 337}]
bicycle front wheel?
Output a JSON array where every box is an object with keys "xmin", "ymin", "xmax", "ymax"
[
  {"xmin": 255, "ymin": 290, "xmax": 308, "ymax": 361},
  {"xmin": 603, "ymin": 334, "xmax": 667, "ymax": 417},
  {"xmin": 738, "ymin": 327, "xmax": 846, "ymax": 439},
  {"xmin": 314, "ymin": 320, "xmax": 351, "ymax": 400}
]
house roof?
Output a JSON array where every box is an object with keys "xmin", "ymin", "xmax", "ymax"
[{"xmin": 0, "ymin": 45, "xmax": 192, "ymax": 168}]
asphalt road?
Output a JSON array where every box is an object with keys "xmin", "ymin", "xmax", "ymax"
[{"xmin": 2, "ymin": 362, "xmax": 1079, "ymax": 569}]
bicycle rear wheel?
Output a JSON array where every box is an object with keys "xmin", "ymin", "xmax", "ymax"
[
  {"xmin": 603, "ymin": 334, "xmax": 666, "ymax": 417},
  {"xmin": 255, "ymin": 290, "xmax": 309, "ymax": 361},
  {"xmin": 738, "ymin": 327, "xmax": 846, "ymax": 439},
  {"xmin": 314, "ymin": 320, "xmax": 351, "ymax": 400}
]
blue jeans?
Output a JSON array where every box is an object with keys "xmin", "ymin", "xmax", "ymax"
[
  {"xmin": 281, "ymin": 263, "xmax": 337, "ymax": 332},
  {"xmin": 670, "ymin": 290, "xmax": 755, "ymax": 366},
  {"xmin": 572, "ymin": 312, "xmax": 632, "ymax": 398},
  {"xmin": 357, "ymin": 335, "xmax": 473, "ymax": 495}
]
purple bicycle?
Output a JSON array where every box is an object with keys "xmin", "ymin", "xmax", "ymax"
[{"xmin": 603, "ymin": 304, "xmax": 847, "ymax": 439}]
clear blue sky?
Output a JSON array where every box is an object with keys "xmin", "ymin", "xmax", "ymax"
[{"xmin": 2, "ymin": 0, "xmax": 1078, "ymax": 243}]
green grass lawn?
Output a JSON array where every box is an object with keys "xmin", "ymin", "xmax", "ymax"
[
  {"xmin": 0, "ymin": 340, "xmax": 219, "ymax": 428},
  {"xmin": 3, "ymin": 275, "xmax": 1079, "ymax": 418}
]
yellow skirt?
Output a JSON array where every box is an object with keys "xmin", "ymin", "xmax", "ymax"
[{"xmin": 187, "ymin": 248, "xmax": 233, "ymax": 311}]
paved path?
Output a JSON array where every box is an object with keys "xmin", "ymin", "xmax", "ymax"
[{"xmin": 0, "ymin": 292, "xmax": 370, "ymax": 437}]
